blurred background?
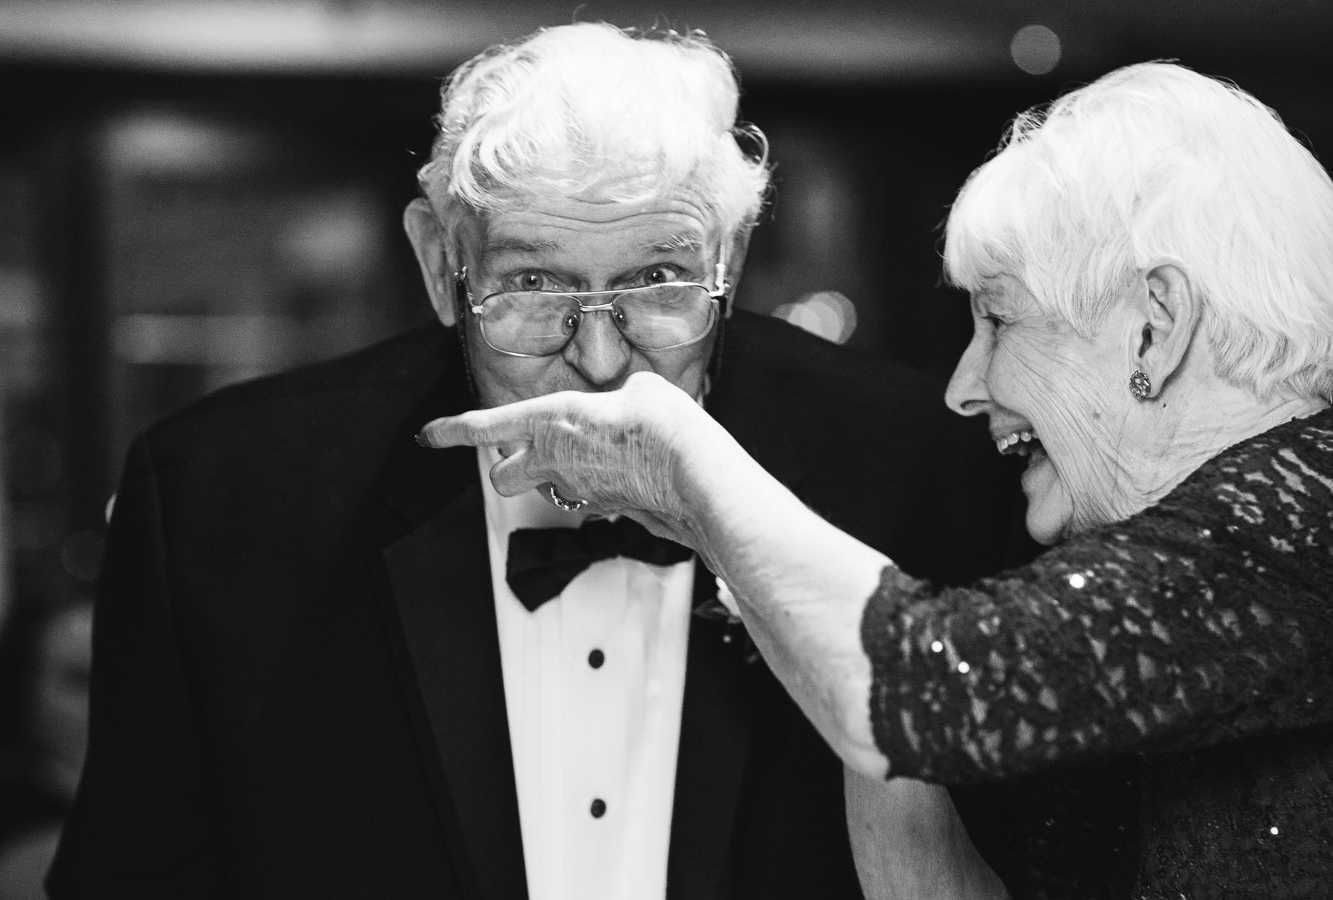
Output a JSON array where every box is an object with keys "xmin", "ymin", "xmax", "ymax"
[{"xmin": 1, "ymin": 0, "xmax": 1331, "ymax": 894}]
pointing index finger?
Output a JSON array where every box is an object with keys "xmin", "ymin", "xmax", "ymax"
[{"xmin": 415, "ymin": 393, "xmax": 567, "ymax": 449}]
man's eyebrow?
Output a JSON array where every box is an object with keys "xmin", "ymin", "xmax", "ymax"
[
  {"xmin": 484, "ymin": 236, "xmax": 561, "ymax": 256},
  {"xmin": 644, "ymin": 233, "xmax": 704, "ymax": 254}
]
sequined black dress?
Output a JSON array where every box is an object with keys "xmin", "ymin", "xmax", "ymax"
[{"xmin": 862, "ymin": 409, "xmax": 1333, "ymax": 898}]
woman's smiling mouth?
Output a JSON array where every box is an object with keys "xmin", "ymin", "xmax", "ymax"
[{"xmin": 994, "ymin": 427, "xmax": 1041, "ymax": 458}]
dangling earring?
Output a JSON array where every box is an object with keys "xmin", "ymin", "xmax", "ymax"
[{"xmin": 1129, "ymin": 369, "xmax": 1152, "ymax": 401}]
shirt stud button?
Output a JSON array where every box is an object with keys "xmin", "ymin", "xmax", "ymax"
[
  {"xmin": 590, "ymin": 798, "xmax": 607, "ymax": 818},
  {"xmin": 588, "ymin": 648, "xmax": 605, "ymax": 669}
]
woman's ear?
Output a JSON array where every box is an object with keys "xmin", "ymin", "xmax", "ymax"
[
  {"xmin": 403, "ymin": 198, "xmax": 457, "ymax": 325},
  {"xmin": 1133, "ymin": 261, "xmax": 1201, "ymax": 399}
]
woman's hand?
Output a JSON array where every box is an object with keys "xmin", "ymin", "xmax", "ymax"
[
  {"xmin": 422, "ymin": 369, "xmax": 896, "ymax": 779},
  {"xmin": 416, "ymin": 371, "xmax": 721, "ymax": 546}
]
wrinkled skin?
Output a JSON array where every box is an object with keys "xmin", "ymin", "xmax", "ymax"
[
  {"xmin": 451, "ymin": 190, "xmax": 723, "ymax": 408},
  {"xmin": 403, "ymin": 178, "xmax": 747, "ymax": 519},
  {"xmin": 943, "ymin": 269, "xmax": 1330, "ymax": 546},
  {"xmin": 418, "ymin": 370, "xmax": 719, "ymax": 550},
  {"xmin": 404, "ymin": 179, "xmax": 744, "ymax": 411},
  {"xmin": 945, "ymin": 274, "xmax": 1143, "ymax": 545}
]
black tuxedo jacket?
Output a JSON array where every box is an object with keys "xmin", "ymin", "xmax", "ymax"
[{"xmin": 49, "ymin": 312, "xmax": 1028, "ymax": 899}]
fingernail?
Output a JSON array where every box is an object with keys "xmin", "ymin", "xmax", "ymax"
[{"xmin": 413, "ymin": 431, "xmax": 430, "ymax": 447}]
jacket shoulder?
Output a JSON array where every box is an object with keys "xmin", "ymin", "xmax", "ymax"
[
  {"xmin": 722, "ymin": 309, "xmax": 951, "ymax": 421},
  {"xmin": 721, "ymin": 310, "xmax": 1032, "ymax": 583},
  {"xmin": 141, "ymin": 322, "xmax": 449, "ymax": 462}
]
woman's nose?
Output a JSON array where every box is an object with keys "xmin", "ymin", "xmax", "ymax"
[
  {"xmin": 565, "ymin": 309, "xmax": 633, "ymax": 387},
  {"xmin": 944, "ymin": 333, "xmax": 990, "ymax": 416}
]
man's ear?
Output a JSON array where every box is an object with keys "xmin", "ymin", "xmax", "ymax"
[
  {"xmin": 403, "ymin": 197, "xmax": 457, "ymax": 325},
  {"xmin": 1132, "ymin": 260, "xmax": 1202, "ymax": 399},
  {"xmin": 723, "ymin": 225, "xmax": 754, "ymax": 314}
]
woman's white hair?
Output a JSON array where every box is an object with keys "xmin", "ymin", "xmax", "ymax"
[
  {"xmin": 417, "ymin": 22, "xmax": 769, "ymax": 244},
  {"xmin": 944, "ymin": 61, "xmax": 1333, "ymax": 401}
]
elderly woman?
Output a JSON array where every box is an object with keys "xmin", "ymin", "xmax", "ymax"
[{"xmin": 420, "ymin": 63, "xmax": 1333, "ymax": 896}]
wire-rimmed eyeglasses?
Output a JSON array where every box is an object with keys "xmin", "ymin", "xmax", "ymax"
[{"xmin": 455, "ymin": 257, "xmax": 730, "ymax": 358}]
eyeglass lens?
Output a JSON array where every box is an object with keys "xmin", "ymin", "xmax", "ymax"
[{"xmin": 481, "ymin": 284, "xmax": 716, "ymax": 355}]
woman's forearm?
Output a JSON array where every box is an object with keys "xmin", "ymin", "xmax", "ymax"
[
  {"xmin": 677, "ymin": 418, "xmax": 895, "ymax": 776},
  {"xmin": 417, "ymin": 376, "xmax": 902, "ymax": 775},
  {"xmin": 845, "ymin": 769, "xmax": 1009, "ymax": 899}
]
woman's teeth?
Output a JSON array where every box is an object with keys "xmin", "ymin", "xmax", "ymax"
[{"xmin": 995, "ymin": 430, "xmax": 1037, "ymax": 456}]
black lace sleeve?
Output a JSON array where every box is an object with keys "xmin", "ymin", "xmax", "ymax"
[{"xmin": 862, "ymin": 412, "xmax": 1333, "ymax": 784}]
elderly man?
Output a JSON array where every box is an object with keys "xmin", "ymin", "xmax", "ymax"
[{"xmin": 49, "ymin": 23, "xmax": 1023, "ymax": 899}]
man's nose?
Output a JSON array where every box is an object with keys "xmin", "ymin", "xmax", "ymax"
[
  {"xmin": 944, "ymin": 333, "xmax": 990, "ymax": 416},
  {"xmin": 565, "ymin": 309, "xmax": 633, "ymax": 388}
]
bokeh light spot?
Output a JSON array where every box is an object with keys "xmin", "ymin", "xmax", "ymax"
[
  {"xmin": 1010, "ymin": 24, "xmax": 1061, "ymax": 76},
  {"xmin": 772, "ymin": 291, "xmax": 858, "ymax": 344}
]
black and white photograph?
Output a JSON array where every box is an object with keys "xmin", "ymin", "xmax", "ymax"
[{"xmin": 1, "ymin": 1, "xmax": 1331, "ymax": 897}]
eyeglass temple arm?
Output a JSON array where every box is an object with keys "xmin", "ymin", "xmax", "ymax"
[
  {"xmin": 713, "ymin": 242, "xmax": 735, "ymax": 320},
  {"xmin": 454, "ymin": 266, "xmax": 488, "ymax": 314}
]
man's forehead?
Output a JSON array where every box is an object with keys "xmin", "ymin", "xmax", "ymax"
[
  {"xmin": 474, "ymin": 230, "xmax": 707, "ymax": 266},
  {"xmin": 481, "ymin": 222, "xmax": 706, "ymax": 246},
  {"xmin": 472, "ymin": 198, "xmax": 716, "ymax": 257},
  {"xmin": 491, "ymin": 192, "xmax": 711, "ymax": 224},
  {"xmin": 472, "ymin": 175, "xmax": 714, "ymax": 225}
]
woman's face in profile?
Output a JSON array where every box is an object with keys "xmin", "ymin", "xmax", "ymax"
[{"xmin": 945, "ymin": 274, "xmax": 1140, "ymax": 544}]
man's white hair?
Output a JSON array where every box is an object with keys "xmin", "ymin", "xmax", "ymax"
[
  {"xmin": 944, "ymin": 61, "xmax": 1333, "ymax": 401},
  {"xmin": 417, "ymin": 22, "xmax": 768, "ymax": 244}
]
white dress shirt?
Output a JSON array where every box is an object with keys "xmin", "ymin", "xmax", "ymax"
[{"xmin": 477, "ymin": 450, "xmax": 694, "ymax": 900}]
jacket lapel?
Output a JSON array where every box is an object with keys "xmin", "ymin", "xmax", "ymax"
[
  {"xmin": 381, "ymin": 479, "xmax": 528, "ymax": 900},
  {"xmin": 367, "ymin": 330, "xmax": 528, "ymax": 900},
  {"xmin": 666, "ymin": 564, "xmax": 754, "ymax": 900},
  {"xmin": 667, "ymin": 323, "xmax": 811, "ymax": 899}
]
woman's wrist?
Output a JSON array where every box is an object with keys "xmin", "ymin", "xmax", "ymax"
[
  {"xmin": 663, "ymin": 406, "xmax": 752, "ymax": 562},
  {"xmin": 672, "ymin": 414, "xmax": 796, "ymax": 580}
]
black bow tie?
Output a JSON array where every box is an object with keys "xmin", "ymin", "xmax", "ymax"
[{"xmin": 505, "ymin": 518, "xmax": 693, "ymax": 611}]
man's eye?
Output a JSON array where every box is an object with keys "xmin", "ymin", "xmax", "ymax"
[
  {"xmin": 983, "ymin": 314, "xmax": 1007, "ymax": 330},
  {"xmin": 508, "ymin": 271, "xmax": 555, "ymax": 292},
  {"xmin": 640, "ymin": 264, "xmax": 682, "ymax": 286}
]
